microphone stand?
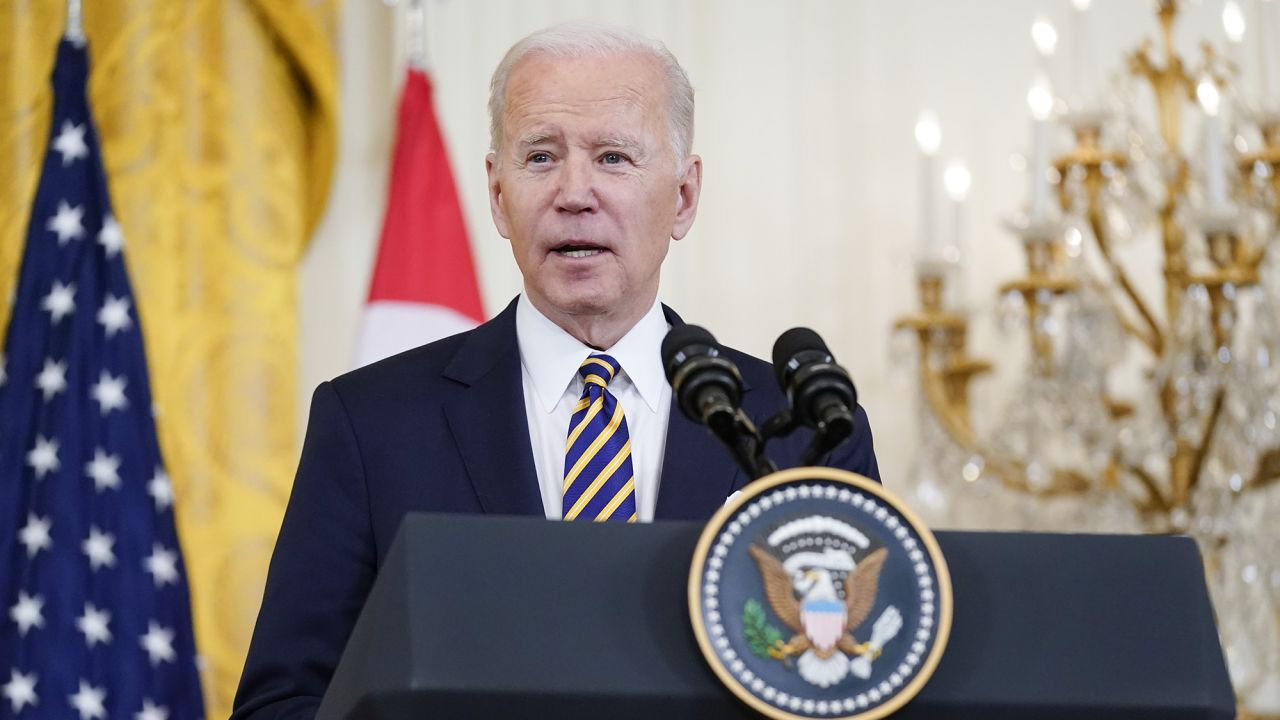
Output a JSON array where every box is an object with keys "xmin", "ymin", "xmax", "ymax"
[
  {"xmin": 707, "ymin": 409, "xmax": 777, "ymax": 481},
  {"xmin": 760, "ymin": 408, "xmax": 855, "ymax": 469}
]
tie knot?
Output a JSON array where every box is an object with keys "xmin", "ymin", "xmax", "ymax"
[{"xmin": 578, "ymin": 354, "xmax": 621, "ymax": 389}]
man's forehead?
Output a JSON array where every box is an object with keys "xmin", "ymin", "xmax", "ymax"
[{"xmin": 502, "ymin": 53, "xmax": 667, "ymax": 125}]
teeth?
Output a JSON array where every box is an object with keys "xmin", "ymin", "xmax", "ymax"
[{"xmin": 560, "ymin": 248, "xmax": 603, "ymax": 258}]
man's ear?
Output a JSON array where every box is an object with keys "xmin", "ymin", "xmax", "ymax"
[
  {"xmin": 671, "ymin": 154, "xmax": 702, "ymax": 241},
  {"xmin": 486, "ymin": 152, "xmax": 511, "ymax": 239}
]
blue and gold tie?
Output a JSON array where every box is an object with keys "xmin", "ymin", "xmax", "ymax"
[{"xmin": 562, "ymin": 354, "xmax": 637, "ymax": 522}]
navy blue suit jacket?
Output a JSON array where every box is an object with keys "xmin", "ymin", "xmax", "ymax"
[{"xmin": 230, "ymin": 298, "xmax": 879, "ymax": 719}]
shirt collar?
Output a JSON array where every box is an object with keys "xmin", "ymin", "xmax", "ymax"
[{"xmin": 515, "ymin": 293, "xmax": 670, "ymax": 414}]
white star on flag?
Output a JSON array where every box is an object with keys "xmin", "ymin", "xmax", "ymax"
[
  {"xmin": 148, "ymin": 469, "xmax": 174, "ymax": 510},
  {"xmin": 69, "ymin": 680, "xmax": 106, "ymax": 720},
  {"xmin": 0, "ymin": 353, "xmax": 6, "ymax": 387},
  {"xmin": 2, "ymin": 669, "xmax": 38, "ymax": 714},
  {"xmin": 139, "ymin": 622, "xmax": 176, "ymax": 665},
  {"xmin": 144, "ymin": 544, "xmax": 179, "ymax": 587},
  {"xmin": 85, "ymin": 448, "xmax": 123, "ymax": 492},
  {"xmin": 136, "ymin": 698, "xmax": 170, "ymax": 720},
  {"xmin": 26, "ymin": 436, "xmax": 60, "ymax": 479},
  {"xmin": 75, "ymin": 603, "xmax": 112, "ymax": 648},
  {"xmin": 9, "ymin": 592, "xmax": 45, "ymax": 637},
  {"xmin": 35, "ymin": 358, "xmax": 68, "ymax": 402},
  {"xmin": 97, "ymin": 294, "xmax": 133, "ymax": 337},
  {"xmin": 18, "ymin": 513, "xmax": 53, "ymax": 558},
  {"xmin": 52, "ymin": 120, "xmax": 89, "ymax": 166},
  {"xmin": 46, "ymin": 200, "xmax": 85, "ymax": 245},
  {"xmin": 82, "ymin": 526, "xmax": 117, "ymax": 571},
  {"xmin": 40, "ymin": 280, "xmax": 76, "ymax": 323},
  {"xmin": 97, "ymin": 214, "xmax": 124, "ymax": 256},
  {"xmin": 90, "ymin": 370, "xmax": 128, "ymax": 414}
]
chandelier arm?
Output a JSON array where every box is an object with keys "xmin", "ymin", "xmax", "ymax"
[
  {"xmin": 1048, "ymin": 469, "xmax": 1092, "ymax": 496},
  {"xmin": 1183, "ymin": 386, "xmax": 1226, "ymax": 507},
  {"xmin": 1089, "ymin": 213, "xmax": 1165, "ymax": 355},
  {"xmin": 1113, "ymin": 307, "xmax": 1159, "ymax": 354},
  {"xmin": 1087, "ymin": 267, "xmax": 1161, "ymax": 354},
  {"xmin": 982, "ymin": 460, "xmax": 1033, "ymax": 495},
  {"xmin": 919, "ymin": 365, "xmax": 1023, "ymax": 494},
  {"xmin": 1250, "ymin": 447, "xmax": 1280, "ymax": 490},
  {"xmin": 919, "ymin": 366, "xmax": 978, "ymax": 449},
  {"xmin": 1122, "ymin": 462, "xmax": 1171, "ymax": 514},
  {"xmin": 921, "ymin": 363, "xmax": 1095, "ymax": 499}
]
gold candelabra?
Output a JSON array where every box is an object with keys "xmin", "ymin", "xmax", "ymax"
[{"xmin": 895, "ymin": 2, "xmax": 1280, "ymax": 714}]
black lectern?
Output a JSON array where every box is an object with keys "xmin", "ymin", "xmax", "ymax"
[{"xmin": 316, "ymin": 514, "xmax": 1235, "ymax": 720}]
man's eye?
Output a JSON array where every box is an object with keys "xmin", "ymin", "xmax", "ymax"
[
  {"xmin": 528, "ymin": 152, "xmax": 552, "ymax": 164},
  {"xmin": 601, "ymin": 152, "xmax": 626, "ymax": 165}
]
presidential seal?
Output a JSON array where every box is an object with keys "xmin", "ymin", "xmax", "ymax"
[{"xmin": 689, "ymin": 468, "xmax": 951, "ymax": 720}]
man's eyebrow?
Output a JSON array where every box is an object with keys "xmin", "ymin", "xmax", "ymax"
[
  {"xmin": 592, "ymin": 136, "xmax": 643, "ymax": 151},
  {"xmin": 516, "ymin": 132, "xmax": 559, "ymax": 148}
]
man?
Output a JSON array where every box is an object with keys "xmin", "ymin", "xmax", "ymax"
[{"xmin": 231, "ymin": 22, "xmax": 878, "ymax": 719}]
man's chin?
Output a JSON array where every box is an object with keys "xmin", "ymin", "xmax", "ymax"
[
  {"xmin": 553, "ymin": 297, "xmax": 616, "ymax": 318},
  {"xmin": 539, "ymin": 288, "xmax": 624, "ymax": 319}
]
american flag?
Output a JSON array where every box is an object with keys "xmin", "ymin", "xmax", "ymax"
[{"xmin": 0, "ymin": 38, "xmax": 205, "ymax": 720}]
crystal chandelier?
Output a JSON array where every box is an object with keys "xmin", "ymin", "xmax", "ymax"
[{"xmin": 892, "ymin": 1, "xmax": 1280, "ymax": 714}]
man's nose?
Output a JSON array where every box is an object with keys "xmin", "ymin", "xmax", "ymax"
[{"xmin": 555, "ymin": 156, "xmax": 598, "ymax": 214}]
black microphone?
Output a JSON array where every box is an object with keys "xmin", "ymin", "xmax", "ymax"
[
  {"xmin": 662, "ymin": 325, "xmax": 776, "ymax": 479},
  {"xmin": 772, "ymin": 327, "xmax": 858, "ymax": 465},
  {"xmin": 661, "ymin": 324, "xmax": 742, "ymax": 436}
]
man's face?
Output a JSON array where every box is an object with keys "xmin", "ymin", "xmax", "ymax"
[{"xmin": 487, "ymin": 52, "xmax": 701, "ymax": 327}]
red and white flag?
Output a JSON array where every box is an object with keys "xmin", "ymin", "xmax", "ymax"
[{"xmin": 355, "ymin": 68, "xmax": 484, "ymax": 368}]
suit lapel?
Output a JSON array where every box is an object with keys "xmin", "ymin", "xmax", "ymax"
[
  {"xmin": 653, "ymin": 408, "xmax": 744, "ymax": 520},
  {"xmin": 653, "ymin": 305, "xmax": 747, "ymax": 521},
  {"xmin": 442, "ymin": 298, "xmax": 544, "ymax": 516}
]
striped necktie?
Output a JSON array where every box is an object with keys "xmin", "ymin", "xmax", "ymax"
[{"xmin": 562, "ymin": 354, "xmax": 637, "ymax": 522}]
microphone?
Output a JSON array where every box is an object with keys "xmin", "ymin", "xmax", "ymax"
[
  {"xmin": 661, "ymin": 324, "xmax": 742, "ymax": 435},
  {"xmin": 771, "ymin": 327, "xmax": 858, "ymax": 465},
  {"xmin": 662, "ymin": 325, "xmax": 776, "ymax": 479}
]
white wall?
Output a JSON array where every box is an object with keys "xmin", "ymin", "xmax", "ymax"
[{"xmin": 303, "ymin": 0, "xmax": 1247, "ymax": 487}]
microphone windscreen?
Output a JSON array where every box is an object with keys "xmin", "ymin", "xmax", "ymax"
[
  {"xmin": 661, "ymin": 324, "xmax": 717, "ymax": 381},
  {"xmin": 772, "ymin": 327, "xmax": 828, "ymax": 388}
]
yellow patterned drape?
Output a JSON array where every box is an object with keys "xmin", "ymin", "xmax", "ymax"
[{"xmin": 0, "ymin": 2, "xmax": 338, "ymax": 717}]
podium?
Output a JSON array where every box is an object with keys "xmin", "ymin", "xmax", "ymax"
[{"xmin": 316, "ymin": 513, "xmax": 1235, "ymax": 720}]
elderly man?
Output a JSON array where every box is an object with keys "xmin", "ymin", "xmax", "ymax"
[{"xmin": 231, "ymin": 22, "xmax": 878, "ymax": 719}]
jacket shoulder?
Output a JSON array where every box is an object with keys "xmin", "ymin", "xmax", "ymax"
[{"xmin": 328, "ymin": 329, "xmax": 472, "ymax": 399}]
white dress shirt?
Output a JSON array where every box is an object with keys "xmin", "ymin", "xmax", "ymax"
[{"xmin": 515, "ymin": 293, "xmax": 672, "ymax": 522}]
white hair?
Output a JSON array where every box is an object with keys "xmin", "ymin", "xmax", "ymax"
[{"xmin": 487, "ymin": 21, "xmax": 695, "ymax": 161}]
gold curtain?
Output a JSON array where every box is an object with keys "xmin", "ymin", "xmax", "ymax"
[{"xmin": 0, "ymin": 1, "xmax": 338, "ymax": 717}]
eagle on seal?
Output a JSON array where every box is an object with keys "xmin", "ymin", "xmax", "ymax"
[{"xmin": 748, "ymin": 544, "xmax": 889, "ymax": 687}]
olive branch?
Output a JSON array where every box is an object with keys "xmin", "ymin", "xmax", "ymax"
[{"xmin": 742, "ymin": 599, "xmax": 785, "ymax": 660}]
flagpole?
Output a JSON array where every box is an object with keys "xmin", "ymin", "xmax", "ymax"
[
  {"xmin": 384, "ymin": 0, "xmax": 428, "ymax": 71},
  {"xmin": 406, "ymin": 0, "xmax": 426, "ymax": 70},
  {"xmin": 65, "ymin": 0, "xmax": 85, "ymax": 44}
]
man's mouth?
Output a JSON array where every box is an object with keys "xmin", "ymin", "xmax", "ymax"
[{"xmin": 552, "ymin": 242, "xmax": 607, "ymax": 258}]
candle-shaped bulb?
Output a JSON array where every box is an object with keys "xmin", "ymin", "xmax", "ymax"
[
  {"xmin": 1197, "ymin": 76, "xmax": 1229, "ymax": 211},
  {"xmin": 915, "ymin": 112, "xmax": 941, "ymax": 256},
  {"xmin": 1028, "ymin": 74, "xmax": 1056, "ymax": 121},
  {"xmin": 944, "ymin": 163, "xmax": 971, "ymax": 202},
  {"xmin": 915, "ymin": 112, "xmax": 941, "ymax": 156},
  {"xmin": 944, "ymin": 162, "xmax": 970, "ymax": 275},
  {"xmin": 1032, "ymin": 17, "xmax": 1058, "ymax": 57},
  {"xmin": 1223, "ymin": 1, "xmax": 1246, "ymax": 43},
  {"xmin": 1026, "ymin": 74, "xmax": 1054, "ymax": 222},
  {"xmin": 1197, "ymin": 78, "xmax": 1221, "ymax": 116}
]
